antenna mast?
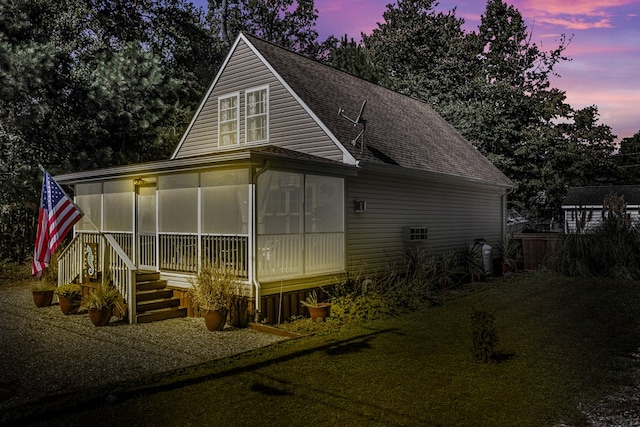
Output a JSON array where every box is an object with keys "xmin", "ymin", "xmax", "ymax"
[{"xmin": 337, "ymin": 100, "xmax": 367, "ymax": 153}]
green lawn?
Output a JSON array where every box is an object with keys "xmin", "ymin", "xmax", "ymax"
[{"xmin": 28, "ymin": 271, "xmax": 640, "ymax": 426}]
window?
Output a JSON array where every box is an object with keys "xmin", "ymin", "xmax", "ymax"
[
  {"xmin": 245, "ymin": 86, "xmax": 268, "ymax": 143},
  {"xmin": 218, "ymin": 93, "xmax": 239, "ymax": 147}
]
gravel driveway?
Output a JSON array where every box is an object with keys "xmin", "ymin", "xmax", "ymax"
[{"xmin": 0, "ymin": 281, "xmax": 287, "ymax": 422}]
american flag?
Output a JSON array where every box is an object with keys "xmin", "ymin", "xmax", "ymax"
[{"xmin": 32, "ymin": 170, "xmax": 84, "ymax": 278}]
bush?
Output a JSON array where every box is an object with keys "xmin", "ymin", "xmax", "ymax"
[
  {"xmin": 471, "ymin": 308, "xmax": 499, "ymax": 363},
  {"xmin": 556, "ymin": 192, "xmax": 640, "ymax": 279}
]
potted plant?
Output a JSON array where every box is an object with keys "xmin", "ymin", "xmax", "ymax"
[
  {"xmin": 54, "ymin": 283, "xmax": 82, "ymax": 315},
  {"xmin": 82, "ymin": 284, "xmax": 122, "ymax": 326},
  {"xmin": 31, "ymin": 250, "xmax": 59, "ymax": 307},
  {"xmin": 189, "ymin": 265, "xmax": 242, "ymax": 331},
  {"xmin": 300, "ymin": 290, "xmax": 331, "ymax": 321},
  {"xmin": 31, "ymin": 280, "xmax": 57, "ymax": 307},
  {"xmin": 500, "ymin": 235, "xmax": 522, "ymax": 274}
]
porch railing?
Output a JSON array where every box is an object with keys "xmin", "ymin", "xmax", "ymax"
[
  {"xmin": 58, "ymin": 232, "xmax": 137, "ymax": 323},
  {"xmin": 257, "ymin": 232, "xmax": 344, "ymax": 281},
  {"xmin": 158, "ymin": 233, "xmax": 249, "ymax": 278}
]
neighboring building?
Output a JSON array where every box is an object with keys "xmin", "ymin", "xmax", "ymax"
[
  {"xmin": 55, "ymin": 33, "xmax": 514, "ymax": 323},
  {"xmin": 562, "ymin": 185, "xmax": 640, "ymax": 233}
]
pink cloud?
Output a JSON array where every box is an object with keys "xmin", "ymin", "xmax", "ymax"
[
  {"xmin": 540, "ymin": 17, "xmax": 613, "ymax": 29},
  {"xmin": 513, "ymin": 0, "xmax": 635, "ymax": 16},
  {"xmin": 509, "ymin": 0, "xmax": 637, "ymax": 30}
]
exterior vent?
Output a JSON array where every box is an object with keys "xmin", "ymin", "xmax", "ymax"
[
  {"xmin": 354, "ymin": 200, "xmax": 367, "ymax": 212},
  {"xmin": 403, "ymin": 226, "xmax": 428, "ymax": 242}
]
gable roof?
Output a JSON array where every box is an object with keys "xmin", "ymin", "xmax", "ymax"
[
  {"xmin": 563, "ymin": 185, "xmax": 640, "ymax": 207},
  {"xmin": 241, "ymin": 34, "xmax": 513, "ymax": 187}
]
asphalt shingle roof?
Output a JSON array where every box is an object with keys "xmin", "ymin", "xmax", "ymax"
[
  {"xmin": 246, "ymin": 34, "xmax": 514, "ymax": 187},
  {"xmin": 563, "ymin": 185, "xmax": 640, "ymax": 206}
]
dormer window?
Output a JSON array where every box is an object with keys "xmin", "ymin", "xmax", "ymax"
[
  {"xmin": 246, "ymin": 86, "xmax": 268, "ymax": 143},
  {"xmin": 219, "ymin": 92, "xmax": 239, "ymax": 147}
]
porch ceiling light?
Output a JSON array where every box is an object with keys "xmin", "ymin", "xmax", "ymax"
[{"xmin": 133, "ymin": 178, "xmax": 147, "ymax": 186}]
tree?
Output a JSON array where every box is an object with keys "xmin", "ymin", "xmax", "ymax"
[
  {"xmin": 617, "ymin": 131, "xmax": 640, "ymax": 184},
  {"xmin": 322, "ymin": 35, "xmax": 386, "ymax": 84},
  {"xmin": 362, "ymin": 0, "xmax": 474, "ymax": 106},
  {"xmin": 0, "ymin": 0, "xmax": 221, "ymax": 261},
  {"xmin": 207, "ymin": 0, "xmax": 320, "ymax": 55}
]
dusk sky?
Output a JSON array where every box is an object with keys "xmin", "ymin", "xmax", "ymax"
[{"xmin": 194, "ymin": 0, "xmax": 640, "ymax": 141}]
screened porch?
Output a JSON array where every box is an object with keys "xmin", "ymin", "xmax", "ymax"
[{"xmin": 71, "ymin": 166, "xmax": 345, "ymax": 285}]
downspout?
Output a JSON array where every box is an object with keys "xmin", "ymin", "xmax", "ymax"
[{"xmin": 251, "ymin": 161, "xmax": 271, "ymax": 322}]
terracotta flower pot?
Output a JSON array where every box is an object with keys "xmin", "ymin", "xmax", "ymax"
[
  {"xmin": 204, "ymin": 309, "xmax": 227, "ymax": 331},
  {"xmin": 89, "ymin": 306, "xmax": 112, "ymax": 327},
  {"xmin": 32, "ymin": 290, "xmax": 54, "ymax": 307},
  {"xmin": 58, "ymin": 295, "xmax": 81, "ymax": 315},
  {"xmin": 307, "ymin": 303, "xmax": 331, "ymax": 322}
]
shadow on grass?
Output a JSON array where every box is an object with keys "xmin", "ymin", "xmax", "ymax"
[
  {"xmin": 492, "ymin": 351, "xmax": 516, "ymax": 363},
  {"xmin": 3, "ymin": 328, "xmax": 396, "ymax": 426}
]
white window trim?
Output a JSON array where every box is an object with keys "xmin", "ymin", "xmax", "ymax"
[
  {"xmin": 218, "ymin": 92, "xmax": 240, "ymax": 148},
  {"xmin": 245, "ymin": 85, "xmax": 269, "ymax": 144}
]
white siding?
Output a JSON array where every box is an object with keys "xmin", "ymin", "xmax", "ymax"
[
  {"xmin": 174, "ymin": 40, "xmax": 343, "ymax": 161},
  {"xmin": 346, "ymin": 169, "xmax": 506, "ymax": 272},
  {"xmin": 564, "ymin": 207, "xmax": 640, "ymax": 233}
]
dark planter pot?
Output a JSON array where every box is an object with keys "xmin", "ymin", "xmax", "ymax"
[
  {"xmin": 89, "ymin": 306, "xmax": 112, "ymax": 327},
  {"xmin": 502, "ymin": 263, "xmax": 510, "ymax": 274},
  {"xmin": 230, "ymin": 296, "xmax": 250, "ymax": 328},
  {"xmin": 307, "ymin": 303, "xmax": 331, "ymax": 322},
  {"xmin": 32, "ymin": 290, "xmax": 54, "ymax": 307},
  {"xmin": 58, "ymin": 295, "xmax": 81, "ymax": 315},
  {"xmin": 204, "ymin": 309, "xmax": 227, "ymax": 331}
]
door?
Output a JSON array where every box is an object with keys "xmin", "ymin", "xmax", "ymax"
[{"xmin": 136, "ymin": 183, "xmax": 157, "ymax": 270}]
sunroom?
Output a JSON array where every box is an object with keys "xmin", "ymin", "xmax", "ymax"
[{"xmin": 55, "ymin": 150, "xmax": 355, "ymax": 322}]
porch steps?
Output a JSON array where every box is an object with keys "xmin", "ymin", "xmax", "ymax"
[{"xmin": 135, "ymin": 271, "xmax": 187, "ymax": 323}]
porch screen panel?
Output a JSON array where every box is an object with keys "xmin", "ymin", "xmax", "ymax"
[
  {"xmin": 305, "ymin": 175, "xmax": 345, "ymax": 274},
  {"xmin": 201, "ymin": 169, "xmax": 249, "ymax": 234},
  {"xmin": 75, "ymin": 183, "xmax": 102, "ymax": 231},
  {"xmin": 103, "ymin": 180, "xmax": 133, "ymax": 232},
  {"xmin": 158, "ymin": 173, "xmax": 198, "ymax": 233},
  {"xmin": 257, "ymin": 170, "xmax": 304, "ymax": 280}
]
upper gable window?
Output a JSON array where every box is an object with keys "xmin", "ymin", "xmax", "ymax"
[
  {"xmin": 245, "ymin": 86, "xmax": 268, "ymax": 143},
  {"xmin": 219, "ymin": 93, "xmax": 239, "ymax": 147}
]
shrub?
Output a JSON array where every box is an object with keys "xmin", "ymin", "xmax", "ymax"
[
  {"xmin": 471, "ymin": 308, "xmax": 499, "ymax": 363},
  {"xmin": 556, "ymin": 192, "xmax": 640, "ymax": 279}
]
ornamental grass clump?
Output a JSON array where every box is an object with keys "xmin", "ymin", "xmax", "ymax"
[
  {"xmin": 83, "ymin": 284, "xmax": 122, "ymax": 311},
  {"xmin": 189, "ymin": 265, "xmax": 243, "ymax": 312},
  {"xmin": 471, "ymin": 307, "xmax": 499, "ymax": 363}
]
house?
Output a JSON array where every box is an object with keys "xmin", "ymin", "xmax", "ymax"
[
  {"xmin": 54, "ymin": 33, "xmax": 514, "ymax": 324},
  {"xmin": 562, "ymin": 185, "xmax": 640, "ymax": 233}
]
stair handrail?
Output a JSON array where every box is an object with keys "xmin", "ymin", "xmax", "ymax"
[
  {"xmin": 101, "ymin": 233, "xmax": 137, "ymax": 324},
  {"xmin": 57, "ymin": 231, "xmax": 138, "ymax": 324},
  {"xmin": 57, "ymin": 233, "xmax": 86, "ymax": 286}
]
